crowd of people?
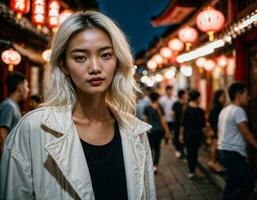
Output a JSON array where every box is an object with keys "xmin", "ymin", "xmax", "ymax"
[
  {"xmin": 0, "ymin": 10, "xmax": 256, "ymax": 200},
  {"xmin": 136, "ymin": 83, "xmax": 257, "ymax": 200}
]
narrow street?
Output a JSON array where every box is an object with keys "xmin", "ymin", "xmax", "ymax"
[{"xmin": 155, "ymin": 144, "xmax": 222, "ymax": 200}]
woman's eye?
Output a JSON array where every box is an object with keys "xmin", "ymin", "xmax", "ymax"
[
  {"xmin": 101, "ymin": 53, "xmax": 113, "ymax": 59},
  {"xmin": 74, "ymin": 56, "xmax": 86, "ymax": 62}
]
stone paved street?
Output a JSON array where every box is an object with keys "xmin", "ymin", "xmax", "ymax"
[{"xmin": 155, "ymin": 144, "xmax": 222, "ymax": 200}]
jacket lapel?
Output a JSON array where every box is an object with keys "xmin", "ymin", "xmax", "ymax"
[{"xmin": 42, "ymin": 107, "xmax": 94, "ymax": 200}]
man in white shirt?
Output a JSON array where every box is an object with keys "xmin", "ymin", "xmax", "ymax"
[
  {"xmin": 218, "ymin": 82, "xmax": 257, "ymax": 200},
  {"xmin": 159, "ymin": 86, "xmax": 175, "ymax": 145}
]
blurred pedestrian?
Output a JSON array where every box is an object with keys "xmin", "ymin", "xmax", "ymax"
[
  {"xmin": 0, "ymin": 11, "xmax": 156, "ymax": 200},
  {"xmin": 207, "ymin": 89, "xmax": 226, "ymax": 173},
  {"xmin": 172, "ymin": 89, "xmax": 188, "ymax": 159},
  {"xmin": 29, "ymin": 95, "xmax": 42, "ymax": 110},
  {"xmin": 144, "ymin": 91, "xmax": 171, "ymax": 174},
  {"xmin": 159, "ymin": 86, "xmax": 175, "ymax": 139},
  {"xmin": 179, "ymin": 90, "xmax": 206, "ymax": 178},
  {"xmin": 136, "ymin": 87, "xmax": 151, "ymax": 121},
  {"xmin": 218, "ymin": 82, "xmax": 257, "ymax": 200},
  {"xmin": 0, "ymin": 72, "xmax": 29, "ymax": 155}
]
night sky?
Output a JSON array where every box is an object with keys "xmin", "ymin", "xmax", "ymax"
[{"xmin": 97, "ymin": 0, "xmax": 170, "ymax": 56}]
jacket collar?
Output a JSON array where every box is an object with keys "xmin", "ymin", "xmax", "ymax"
[{"xmin": 41, "ymin": 105, "xmax": 151, "ymax": 200}]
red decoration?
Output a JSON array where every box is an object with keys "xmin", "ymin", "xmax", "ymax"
[
  {"xmin": 1, "ymin": 49, "xmax": 21, "ymax": 72},
  {"xmin": 178, "ymin": 26, "xmax": 198, "ymax": 51},
  {"xmin": 47, "ymin": 0, "xmax": 60, "ymax": 28},
  {"xmin": 10, "ymin": 0, "xmax": 30, "ymax": 19},
  {"xmin": 32, "ymin": 0, "xmax": 46, "ymax": 27},
  {"xmin": 217, "ymin": 55, "xmax": 228, "ymax": 67},
  {"xmin": 168, "ymin": 38, "xmax": 184, "ymax": 54},
  {"xmin": 147, "ymin": 59, "xmax": 157, "ymax": 70},
  {"xmin": 59, "ymin": 10, "xmax": 73, "ymax": 25},
  {"xmin": 204, "ymin": 59, "xmax": 215, "ymax": 71},
  {"xmin": 196, "ymin": 7, "xmax": 225, "ymax": 41},
  {"xmin": 152, "ymin": 54, "xmax": 163, "ymax": 65},
  {"xmin": 160, "ymin": 47, "xmax": 172, "ymax": 58},
  {"xmin": 195, "ymin": 57, "xmax": 206, "ymax": 67}
]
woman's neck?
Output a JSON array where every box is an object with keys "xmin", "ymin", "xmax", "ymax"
[{"xmin": 73, "ymin": 93, "xmax": 112, "ymax": 122}]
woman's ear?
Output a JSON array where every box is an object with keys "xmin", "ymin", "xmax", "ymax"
[{"xmin": 60, "ymin": 60, "xmax": 69, "ymax": 75}]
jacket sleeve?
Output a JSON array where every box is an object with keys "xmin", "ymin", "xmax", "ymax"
[
  {"xmin": 142, "ymin": 133, "xmax": 157, "ymax": 200},
  {"xmin": 0, "ymin": 119, "xmax": 34, "ymax": 199}
]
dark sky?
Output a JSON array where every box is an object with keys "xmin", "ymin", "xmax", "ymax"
[{"xmin": 97, "ymin": 0, "xmax": 170, "ymax": 56}]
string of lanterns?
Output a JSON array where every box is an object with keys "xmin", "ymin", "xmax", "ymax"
[{"xmin": 10, "ymin": 0, "xmax": 73, "ymax": 31}]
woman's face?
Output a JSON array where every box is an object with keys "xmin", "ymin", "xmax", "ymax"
[
  {"xmin": 218, "ymin": 93, "xmax": 226, "ymax": 105},
  {"xmin": 63, "ymin": 28, "xmax": 117, "ymax": 96}
]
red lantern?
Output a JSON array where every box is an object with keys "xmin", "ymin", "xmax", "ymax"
[
  {"xmin": 217, "ymin": 55, "xmax": 228, "ymax": 67},
  {"xmin": 59, "ymin": 10, "xmax": 73, "ymax": 25},
  {"xmin": 152, "ymin": 54, "xmax": 163, "ymax": 65},
  {"xmin": 178, "ymin": 26, "xmax": 198, "ymax": 51},
  {"xmin": 160, "ymin": 47, "xmax": 172, "ymax": 58},
  {"xmin": 196, "ymin": 7, "xmax": 225, "ymax": 41},
  {"xmin": 195, "ymin": 57, "xmax": 206, "ymax": 68},
  {"xmin": 47, "ymin": 0, "xmax": 60, "ymax": 29},
  {"xmin": 204, "ymin": 59, "xmax": 215, "ymax": 71},
  {"xmin": 11, "ymin": 0, "xmax": 30, "ymax": 19},
  {"xmin": 147, "ymin": 59, "xmax": 157, "ymax": 70},
  {"xmin": 1, "ymin": 49, "xmax": 21, "ymax": 72},
  {"xmin": 168, "ymin": 38, "xmax": 184, "ymax": 54},
  {"xmin": 32, "ymin": 0, "xmax": 46, "ymax": 29}
]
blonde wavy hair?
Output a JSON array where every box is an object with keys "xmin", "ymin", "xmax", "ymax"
[{"xmin": 42, "ymin": 10, "xmax": 140, "ymax": 114}]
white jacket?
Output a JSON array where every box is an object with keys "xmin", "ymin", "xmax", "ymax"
[{"xmin": 0, "ymin": 105, "xmax": 156, "ymax": 200}]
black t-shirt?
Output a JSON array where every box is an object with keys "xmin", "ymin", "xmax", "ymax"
[
  {"xmin": 144, "ymin": 104, "xmax": 164, "ymax": 134},
  {"xmin": 80, "ymin": 122, "xmax": 128, "ymax": 200},
  {"xmin": 182, "ymin": 106, "xmax": 206, "ymax": 134},
  {"xmin": 208, "ymin": 102, "xmax": 223, "ymax": 133},
  {"xmin": 172, "ymin": 101, "xmax": 183, "ymax": 128}
]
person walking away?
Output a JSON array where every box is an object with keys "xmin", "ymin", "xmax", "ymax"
[
  {"xmin": 218, "ymin": 82, "xmax": 257, "ymax": 200},
  {"xmin": 144, "ymin": 91, "xmax": 171, "ymax": 174},
  {"xmin": 136, "ymin": 87, "xmax": 151, "ymax": 121},
  {"xmin": 207, "ymin": 89, "xmax": 226, "ymax": 173},
  {"xmin": 159, "ymin": 86, "xmax": 175, "ymax": 144},
  {"xmin": 0, "ymin": 72, "xmax": 29, "ymax": 155},
  {"xmin": 172, "ymin": 89, "xmax": 188, "ymax": 160},
  {"xmin": 0, "ymin": 11, "xmax": 156, "ymax": 200},
  {"xmin": 179, "ymin": 90, "xmax": 206, "ymax": 178}
]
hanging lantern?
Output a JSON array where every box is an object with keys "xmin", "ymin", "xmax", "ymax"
[
  {"xmin": 196, "ymin": 7, "xmax": 225, "ymax": 41},
  {"xmin": 178, "ymin": 26, "xmax": 198, "ymax": 51},
  {"xmin": 168, "ymin": 38, "xmax": 184, "ymax": 54},
  {"xmin": 11, "ymin": 0, "xmax": 30, "ymax": 20},
  {"xmin": 47, "ymin": 0, "xmax": 60, "ymax": 30},
  {"xmin": 147, "ymin": 59, "xmax": 157, "ymax": 70},
  {"xmin": 195, "ymin": 57, "xmax": 207, "ymax": 67},
  {"xmin": 42, "ymin": 49, "xmax": 52, "ymax": 62},
  {"xmin": 217, "ymin": 55, "xmax": 228, "ymax": 67},
  {"xmin": 204, "ymin": 59, "xmax": 215, "ymax": 71},
  {"xmin": 160, "ymin": 47, "xmax": 172, "ymax": 58},
  {"xmin": 59, "ymin": 10, "xmax": 73, "ymax": 25},
  {"xmin": 32, "ymin": 0, "xmax": 46, "ymax": 30},
  {"xmin": 1, "ymin": 49, "xmax": 21, "ymax": 72},
  {"xmin": 152, "ymin": 54, "xmax": 163, "ymax": 65}
]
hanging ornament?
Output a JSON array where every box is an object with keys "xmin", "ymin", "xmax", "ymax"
[
  {"xmin": 32, "ymin": 0, "xmax": 46, "ymax": 30},
  {"xmin": 196, "ymin": 7, "xmax": 225, "ymax": 41},
  {"xmin": 1, "ymin": 49, "xmax": 21, "ymax": 72},
  {"xmin": 47, "ymin": 0, "xmax": 60, "ymax": 31},
  {"xmin": 178, "ymin": 26, "xmax": 198, "ymax": 51},
  {"xmin": 168, "ymin": 38, "xmax": 184, "ymax": 54},
  {"xmin": 10, "ymin": 0, "xmax": 30, "ymax": 20}
]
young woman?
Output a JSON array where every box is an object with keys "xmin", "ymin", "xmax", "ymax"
[
  {"xmin": 207, "ymin": 89, "xmax": 226, "ymax": 172},
  {"xmin": 0, "ymin": 11, "xmax": 156, "ymax": 200}
]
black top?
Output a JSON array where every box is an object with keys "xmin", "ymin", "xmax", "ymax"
[
  {"xmin": 182, "ymin": 106, "xmax": 206, "ymax": 134},
  {"xmin": 172, "ymin": 101, "xmax": 183, "ymax": 128},
  {"xmin": 144, "ymin": 104, "xmax": 164, "ymax": 134},
  {"xmin": 80, "ymin": 121, "xmax": 128, "ymax": 200},
  {"xmin": 208, "ymin": 102, "xmax": 223, "ymax": 133}
]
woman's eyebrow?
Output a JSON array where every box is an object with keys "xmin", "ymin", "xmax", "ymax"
[{"xmin": 70, "ymin": 46, "xmax": 113, "ymax": 54}]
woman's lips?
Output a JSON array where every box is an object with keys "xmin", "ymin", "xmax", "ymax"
[{"xmin": 87, "ymin": 78, "xmax": 104, "ymax": 86}]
